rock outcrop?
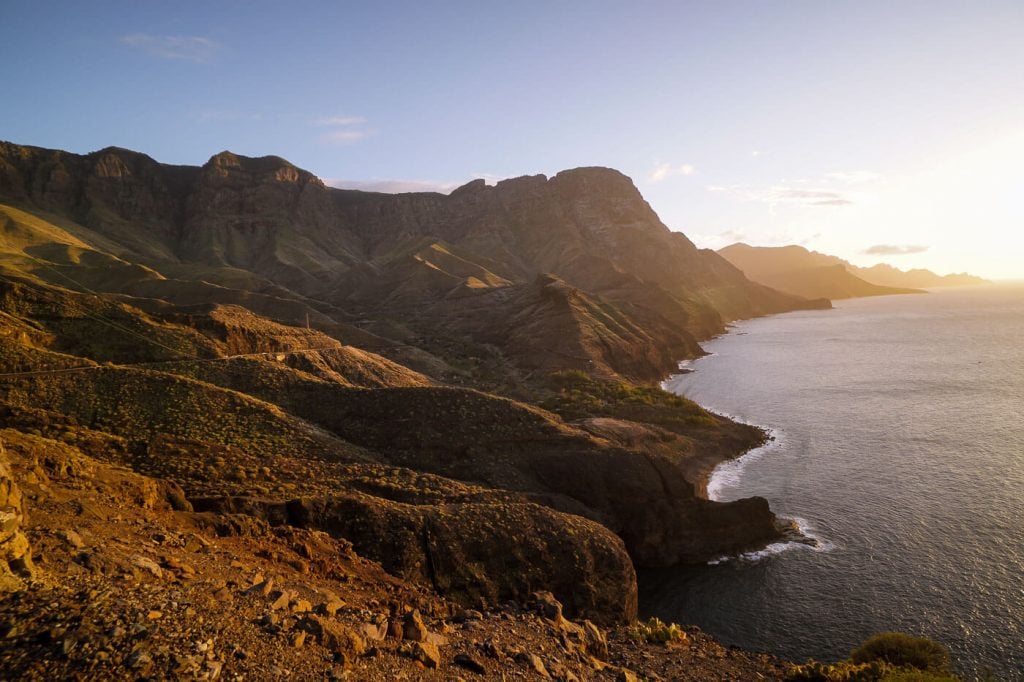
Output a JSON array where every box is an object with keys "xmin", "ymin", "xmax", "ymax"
[{"xmin": 0, "ymin": 441, "xmax": 34, "ymax": 591}]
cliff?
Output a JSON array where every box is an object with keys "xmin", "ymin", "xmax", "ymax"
[
  {"xmin": 0, "ymin": 140, "xmax": 819, "ymax": 677},
  {"xmin": 0, "ymin": 141, "xmax": 826, "ymax": 382}
]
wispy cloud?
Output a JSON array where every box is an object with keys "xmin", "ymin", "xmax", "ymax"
[
  {"xmin": 325, "ymin": 179, "xmax": 461, "ymax": 194},
  {"xmin": 649, "ymin": 162, "xmax": 695, "ymax": 183},
  {"xmin": 322, "ymin": 129, "xmax": 369, "ymax": 145},
  {"xmin": 863, "ymin": 244, "xmax": 929, "ymax": 256},
  {"xmin": 313, "ymin": 116, "xmax": 367, "ymax": 126},
  {"xmin": 120, "ymin": 34, "xmax": 220, "ymax": 62},
  {"xmin": 709, "ymin": 185, "xmax": 853, "ymax": 207},
  {"xmin": 314, "ymin": 114, "xmax": 370, "ymax": 145}
]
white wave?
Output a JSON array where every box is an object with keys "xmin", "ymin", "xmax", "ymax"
[
  {"xmin": 706, "ymin": 516, "xmax": 833, "ymax": 565},
  {"xmin": 706, "ymin": 425, "xmax": 783, "ymax": 501}
]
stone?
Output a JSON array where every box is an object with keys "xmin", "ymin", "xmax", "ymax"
[
  {"xmin": 270, "ymin": 590, "xmax": 294, "ymax": 611},
  {"xmin": 454, "ymin": 652, "xmax": 486, "ymax": 674},
  {"xmin": 247, "ymin": 578, "xmax": 274, "ymax": 597},
  {"xmin": 318, "ymin": 599, "xmax": 346, "ymax": 616},
  {"xmin": 289, "ymin": 598, "xmax": 312, "ymax": 614},
  {"xmin": 301, "ymin": 615, "xmax": 366, "ymax": 660},
  {"xmin": 60, "ymin": 529, "xmax": 85, "ymax": 549},
  {"xmin": 583, "ymin": 620, "xmax": 609, "ymax": 661},
  {"xmin": 213, "ymin": 587, "xmax": 233, "ymax": 602},
  {"xmin": 130, "ymin": 555, "xmax": 163, "ymax": 579},
  {"xmin": 403, "ymin": 640, "xmax": 440, "ymax": 669},
  {"xmin": 517, "ymin": 652, "xmax": 550, "ymax": 678},
  {"xmin": 532, "ymin": 591, "xmax": 563, "ymax": 622},
  {"xmin": 402, "ymin": 609, "xmax": 429, "ymax": 642},
  {"xmin": 357, "ymin": 622, "xmax": 386, "ymax": 642}
]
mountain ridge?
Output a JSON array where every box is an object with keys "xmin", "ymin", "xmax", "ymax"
[
  {"xmin": 719, "ymin": 242, "xmax": 988, "ymax": 297},
  {"xmin": 0, "ymin": 141, "xmax": 828, "ymax": 383}
]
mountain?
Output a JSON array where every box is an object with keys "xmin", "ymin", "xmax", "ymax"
[
  {"xmin": 0, "ymin": 141, "xmax": 827, "ymax": 677},
  {"xmin": 718, "ymin": 243, "xmax": 988, "ymax": 300},
  {"xmin": 718, "ymin": 243, "xmax": 923, "ymax": 299},
  {"xmin": 0, "ymin": 141, "xmax": 827, "ymax": 383},
  {"xmin": 855, "ymin": 263, "xmax": 989, "ymax": 288}
]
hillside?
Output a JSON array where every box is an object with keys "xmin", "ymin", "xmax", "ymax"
[
  {"xmin": 0, "ymin": 141, "xmax": 827, "ymax": 679},
  {"xmin": 0, "ymin": 141, "xmax": 828, "ymax": 384},
  {"xmin": 719, "ymin": 243, "xmax": 986, "ymax": 299}
]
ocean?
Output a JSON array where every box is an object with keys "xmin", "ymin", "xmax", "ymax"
[{"xmin": 644, "ymin": 284, "xmax": 1024, "ymax": 680}]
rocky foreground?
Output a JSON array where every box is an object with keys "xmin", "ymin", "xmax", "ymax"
[{"xmin": 1, "ymin": 428, "xmax": 789, "ymax": 680}]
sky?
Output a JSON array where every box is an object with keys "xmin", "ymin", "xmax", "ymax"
[{"xmin": 1, "ymin": 1, "xmax": 1022, "ymax": 278}]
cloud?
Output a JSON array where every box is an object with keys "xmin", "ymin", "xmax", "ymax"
[
  {"xmin": 322, "ymin": 130, "xmax": 369, "ymax": 145},
  {"xmin": 313, "ymin": 116, "xmax": 367, "ymax": 126},
  {"xmin": 325, "ymin": 179, "xmax": 461, "ymax": 194},
  {"xmin": 711, "ymin": 185, "xmax": 854, "ymax": 207},
  {"xmin": 862, "ymin": 244, "xmax": 929, "ymax": 256},
  {"xmin": 314, "ymin": 115, "xmax": 369, "ymax": 145},
  {"xmin": 649, "ymin": 162, "xmax": 695, "ymax": 182},
  {"xmin": 120, "ymin": 34, "xmax": 219, "ymax": 62}
]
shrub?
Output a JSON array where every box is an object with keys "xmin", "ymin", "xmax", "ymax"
[
  {"xmin": 627, "ymin": 617, "xmax": 688, "ymax": 645},
  {"xmin": 880, "ymin": 671, "xmax": 961, "ymax": 682},
  {"xmin": 787, "ymin": 660, "xmax": 893, "ymax": 682},
  {"xmin": 850, "ymin": 633, "xmax": 951, "ymax": 673}
]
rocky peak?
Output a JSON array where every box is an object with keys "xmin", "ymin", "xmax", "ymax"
[
  {"xmin": 449, "ymin": 178, "xmax": 487, "ymax": 196},
  {"xmin": 88, "ymin": 147, "xmax": 163, "ymax": 179},
  {"xmin": 201, "ymin": 151, "xmax": 315, "ymax": 186}
]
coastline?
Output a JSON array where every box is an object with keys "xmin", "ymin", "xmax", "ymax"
[{"xmin": 661, "ymin": 352, "xmax": 820, "ymax": 562}]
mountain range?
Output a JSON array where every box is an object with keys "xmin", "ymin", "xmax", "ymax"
[
  {"xmin": 718, "ymin": 243, "xmax": 988, "ymax": 301},
  {"xmin": 0, "ymin": 140, "xmax": 830, "ymax": 626}
]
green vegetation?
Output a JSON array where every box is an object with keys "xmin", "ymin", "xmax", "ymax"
[
  {"xmin": 540, "ymin": 369, "xmax": 718, "ymax": 431},
  {"xmin": 626, "ymin": 617, "xmax": 688, "ymax": 645},
  {"xmin": 850, "ymin": 633, "xmax": 951, "ymax": 673},
  {"xmin": 787, "ymin": 633, "xmax": 960, "ymax": 682}
]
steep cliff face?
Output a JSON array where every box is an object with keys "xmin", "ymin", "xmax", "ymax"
[
  {"xmin": 330, "ymin": 168, "xmax": 820, "ymax": 335},
  {"xmin": 0, "ymin": 142, "xmax": 824, "ymax": 382}
]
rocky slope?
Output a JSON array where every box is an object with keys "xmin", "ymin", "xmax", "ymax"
[
  {"xmin": 0, "ymin": 140, "xmax": 828, "ymax": 678},
  {"xmin": 0, "ymin": 429, "xmax": 790, "ymax": 679},
  {"xmin": 0, "ymin": 141, "xmax": 826, "ymax": 383}
]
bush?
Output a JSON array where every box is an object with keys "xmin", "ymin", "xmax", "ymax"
[
  {"xmin": 880, "ymin": 671, "xmax": 961, "ymax": 682},
  {"xmin": 627, "ymin": 617, "xmax": 688, "ymax": 645},
  {"xmin": 787, "ymin": 660, "xmax": 893, "ymax": 682},
  {"xmin": 850, "ymin": 633, "xmax": 951, "ymax": 673}
]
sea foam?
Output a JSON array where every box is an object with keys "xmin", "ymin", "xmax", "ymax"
[{"xmin": 706, "ymin": 517, "xmax": 834, "ymax": 565}]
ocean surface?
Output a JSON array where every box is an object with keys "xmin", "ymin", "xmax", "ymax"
[{"xmin": 644, "ymin": 284, "xmax": 1024, "ymax": 680}]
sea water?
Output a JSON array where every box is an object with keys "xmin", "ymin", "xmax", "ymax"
[{"xmin": 644, "ymin": 284, "xmax": 1024, "ymax": 680}]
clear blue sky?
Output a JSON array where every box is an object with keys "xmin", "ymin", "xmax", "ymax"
[{"xmin": 2, "ymin": 1, "xmax": 1022, "ymax": 277}]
